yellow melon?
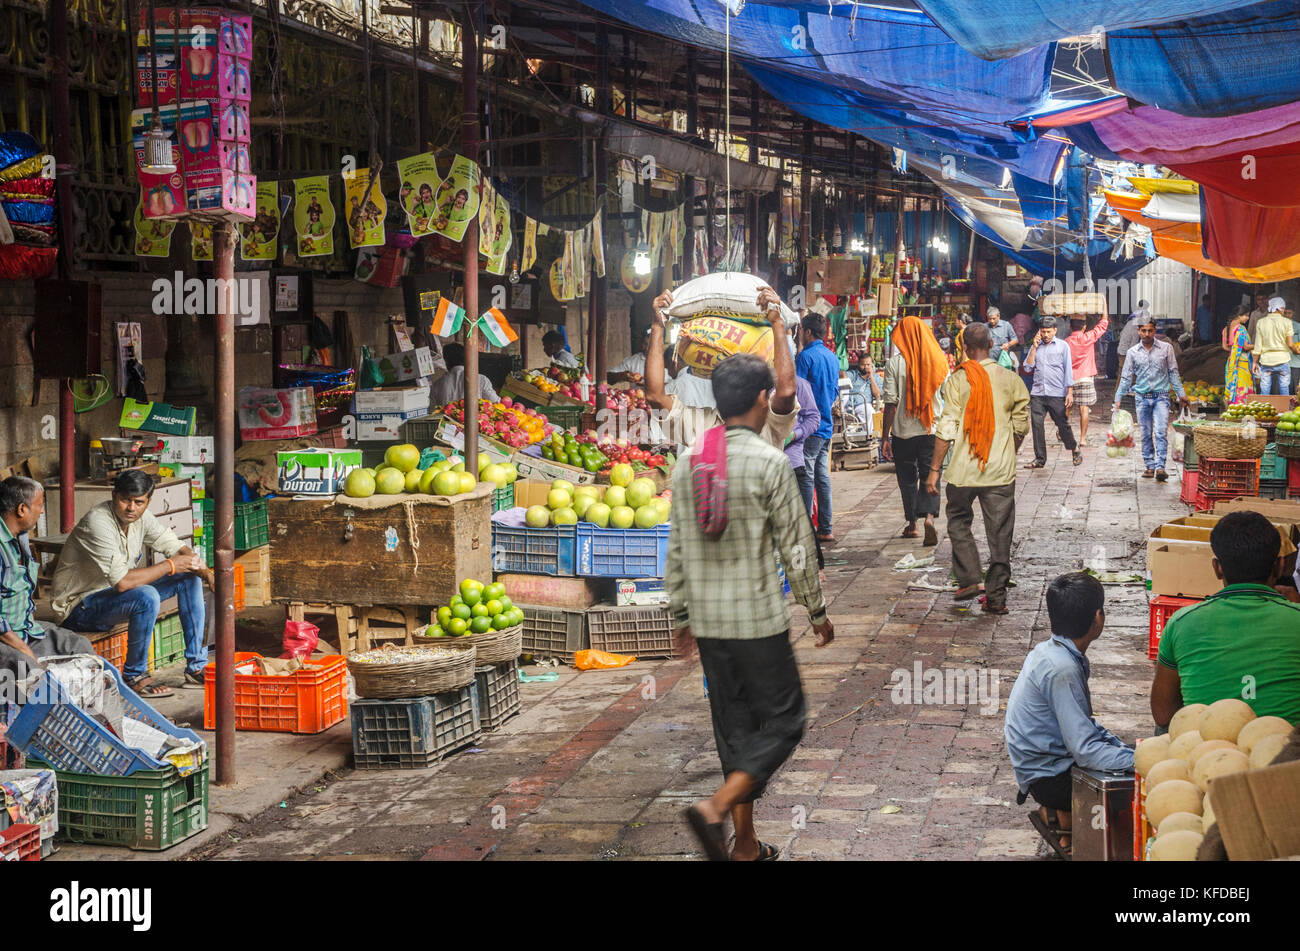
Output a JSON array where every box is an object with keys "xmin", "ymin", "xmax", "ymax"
[
  {"xmin": 1169, "ymin": 704, "xmax": 1208, "ymax": 740},
  {"xmin": 1198, "ymin": 698, "xmax": 1256, "ymax": 743},
  {"xmin": 1169, "ymin": 730, "xmax": 1204, "ymax": 760},
  {"xmin": 1157, "ymin": 811, "xmax": 1206, "ymax": 838},
  {"xmin": 1134, "ymin": 736, "xmax": 1172, "ymax": 777},
  {"xmin": 1201, "ymin": 795, "xmax": 1215, "ymax": 831},
  {"xmin": 1235, "ymin": 716, "xmax": 1294, "ymax": 756},
  {"xmin": 1187, "ymin": 739, "xmax": 1237, "ymax": 770},
  {"xmin": 1249, "ymin": 732, "xmax": 1289, "ymax": 769},
  {"xmin": 1192, "ymin": 747, "xmax": 1249, "ymax": 791},
  {"xmin": 1150, "ymin": 829, "xmax": 1203, "ymax": 861},
  {"xmin": 1146, "ymin": 758, "xmax": 1191, "ymax": 789},
  {"xmin": 1146, "ymin": 779, "xmax": 1203, "ymax": 828}
]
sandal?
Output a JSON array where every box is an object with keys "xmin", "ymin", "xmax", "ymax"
[
  {"xmin": 923, "ymin": 522, "xmax": 938, "ymax": 547},
  {"xmin": 1025, "ymin": 461, "xmax": 1046, "ymax": 469},
  {"xmin": 684, "ymin": 805, "xmax": 729, "ymax": 862},
  {"xmin": 1027, "ymin": 811, "xmax": 1072, "ymax": 861},
  {"xmin": 953, "ymin": 584, "xmax": 983, "ymax": 601},
  {"xmin": 182, "ymin": 669, "xmax": 205, "ymax": 688},
  {"xmin": 126, "ymin": 676, "xmax": 173, "ymax": 699},
  {"xmin": 901, "ymin": 526, "xmax": 919, "ymax": 539},
  {"xmin": 755, "ymin": 841, "xmax": 780, "ymax": 862}
]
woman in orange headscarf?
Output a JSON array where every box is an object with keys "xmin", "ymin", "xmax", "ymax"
[{"xmin": 882, "ymin": 315, "xmax": 950, "ymax": 544}]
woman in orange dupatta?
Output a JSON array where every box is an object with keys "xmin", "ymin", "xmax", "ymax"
[{"xmin": 883, "ymin": 316, "xmax": 949, "ymax": 544}]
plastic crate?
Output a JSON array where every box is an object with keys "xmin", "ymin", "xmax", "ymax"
[
  {"xmin": 475, "ymin": 660, "xmax": 521, "ymax": 731},
  {"xmin": 90, "ymin": 629, "xmax": 127, "ymax": 672},
  {"xmin": 202, "ymin": 498, "xmax": 270, "ymax": 566},
  {"xmin": 0, "ymin": 822, "xmax": 40, "ymax": 861},
  {"xmin": 401, "ymin": 415, "xmax": 442, "ymax": 446},
  {"xmin": 492, "ymin": 484, "xmax": 514, "ymax": 513},
  {"xmin": 1182, "ymin": 436, "xmax": 1198, "ymax": 471},
  {"xmin": 574, "ymin": 523, "xmax": 670, "ymax": 578},
  {"xmin": 33, "ymin": 759, "xmax": 209, "ymax": 851},
  {"xmin": 151, "ymin": 612, "xmax": 185, "ymax": 670},
  {"xmin": 233, "ymin": 562, "xmax": 245, "ymax": 612},
  {"xmin": 1291, "ymin": 458, "xmax": 1300, "ymax": 493},
  {"xmin": 1276, "ymin": 428, "xmax": 1300, "ymax": 459},
  {"xmin": 1178, "ymin": 469, "xmax": 1198, "ymax": 505},
  {"xmin": 1261, "ymin": 443, "xmax": 1288, "ymax": 481},
  {"xmin": 5, "ymin": 662, "xmax": 206, "ymax": 777},
  {"xmin": 350, "ymin": 684, "xmax": 481, "ymax": 769},
  {"xmin": 518, "ymin": 603, "xmax": 588, "ymax": 662},
  {"xmin": 1260, "ymin": 479, "xmax": 1290, "ymax": 500},
  {"xmin": 491, "ymin": 524, "xmax": 576, "ymax": 576},
  {"xmin": 1196, "ymin": 457, "xmax": 1260, "ymax": 497},
  {"xmin": 586, "ymin": 605, "xmax": 676, "ymax": 659},
  {"xmin": 1148, "ymin": 595, "xmax": 1198, "ymax": 660},
  {"xmin": 535, "ymin": 403, "xmax": 584, "ymax": 431},
  {"xmin": 203, "ymin": 652, "xmax": 349, "ymax": 734}
]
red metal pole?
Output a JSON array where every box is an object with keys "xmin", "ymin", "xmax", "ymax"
[
  {"xmin": 213, "ymin": 221, "xmax": 236, "ymax": 785},
  {"xmin": 50, "ymin": 0, "xmax": 76, "ymax": 532},
  {"xmin": 59, "ymin": 385, "xmax": 74, "ymax": 532},
  {"xmin": 461, "ymin": 3, "xmax": 480, "ymax": 475}
]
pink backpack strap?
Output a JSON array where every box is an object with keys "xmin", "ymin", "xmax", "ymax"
[{"xmin": 690, "ymin": 425, "xmax": 729, "ymax": 539}]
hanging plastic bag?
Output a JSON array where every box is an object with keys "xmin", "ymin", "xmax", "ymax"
[
  {"xmin": 359, "ymin": 345, "xmax": 386, "ymax": 389},
  {"xmin": 573, "ymin": 649, "xmax": 636, "ymax": 670},
  {"xmin": 282, "ymin": 619, "xmax": 320, "ymax": 660}
]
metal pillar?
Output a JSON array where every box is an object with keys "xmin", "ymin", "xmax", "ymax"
[
  {"xmin": 213, "ymin": 221, "xmax": 236, "ymax": 785},
  {"xmin": 50, "ymin": 0, "xmax": 76, "ymax": 531},
  {"xmin": 461, "ymin": 3, "xmax": 480, "ymax": 475}
]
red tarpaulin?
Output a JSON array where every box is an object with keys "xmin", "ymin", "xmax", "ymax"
[{"xmin": 1201, "ymin": 187, "xmax": 1300, "ymax": 269}]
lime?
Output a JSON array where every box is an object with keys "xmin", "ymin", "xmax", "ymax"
[
  {"xmin": 484, "ymin": 583, "xmax": 505, "ymax": 602},
  {"xmin": 484, "ymin": 598, "xmax": 503, "ymax": 617},
  {"xmin": 498, "ymin": 596, "xmax": 513, "ymax": 612},
  {"xmin": 425, "ymin": 624, "xmax": 446, "ymax": 638},
  {"xmin": 447, "ymin": 617, "xmax": 469, "ymax": 636},
  {"xmin": 450, "ymin": 595, "xmax": 464, "ymax": 607},
  {"xmin": 469, "ymin": 615, "xmax": 492, "ymax": 634},
  {"xmin": 470, "ymin": 602, "xmax": 489, "ymax": 618},
  {"xmin": 491, "ymin": 613, "xmax": 512, "ymax": 630},
  {"xmin": 462, "ymin": 588, "xmax": 483, "ymax": 608},
  {"xmin": 436, "ymin": 606, "xmax": 452, "ymax": 628},
  {"xmin": 460, "ymin": 578, "xmax": 484, "ymax": 600},
  {"xmin": 451, "ymin": 603, "xmax": 472, "ymax": 621}
]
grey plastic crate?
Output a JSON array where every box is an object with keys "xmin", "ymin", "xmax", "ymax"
[
  {"xmin": 474, "ymin": 661, "xmax": 521, "ymax": 731},
  {"xmin": 518, "ymin": 603, "xmax": 588, "ymax": 663},
  {"xmin": 586, "ymin": 604, "xmax": 676, "ymax": 659},
  {"xmin": 350, "ymin": 684, "xmax": 481, "ymax": 769}
]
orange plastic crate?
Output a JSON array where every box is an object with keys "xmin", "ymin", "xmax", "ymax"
[
  {"xmin": 233, "ymin": 563, "xmax": 245, "ymax": 612},
  {"xmin": 0, "ymin": 823, "xmax": 41, "ymax": 861},
  {"xmin": 90, "ymin": 629, "xmax": 127, "ymax": 671},
  {"xmin": 203, "ymin": 651, "xmax": 348, "ymax": 734},
  {"xmin": 1148, "ymin": 596, "xmax": 1198, "ymax": 660}
]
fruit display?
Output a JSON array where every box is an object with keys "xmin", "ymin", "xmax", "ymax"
[
  {"xmin": 524, "ymin": 477, "xmax": 671, "ymax": 529},
  {"xmin": 542, "ymin": 431, "xmax": 610, "ymax": 471},
  {"xmin": 1273, "ymin": 409, "xmax": 1300, "ymax": 432},
  {"xmin": 425, "ymin": 577, "xmax": 523, "ymax": 638},
  {"xmin": 595, "ymin": 382, "xmax": 650, "ymax": 414},
  {"xmin": 440, "ymin": 398, "xmax": 555, "ymax": 448},
  {"xmin": 1221, "ymin": 399, "xmax": 1279, "ymax": 423},
  {"xmin": 1135, "ymin": 699, "xmax": 1294, "ymax": 860},
  {"xmin": 343, "ymin": 443, "xmax": 518, "ymax": 498},
  {"xmin": 558, "ymin": 430, "xmax": 671, "ymax": 475},
  {"xmin": 1185, "ymin": 380, "xmax": 1225, "ymax": 405},
  {"xmin": 518, "ymin": 369, "xmax": 563, "ymax": 395}
]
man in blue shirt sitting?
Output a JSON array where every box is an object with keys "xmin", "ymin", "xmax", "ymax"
[
  {"xmin": 1004, "ymin": 572, "xmax": 1134, "ymax": 859},
  {"xmin": 1023, "ymin": 315, "xmax": 1081, "ymax": 469},
  {"xmin": 795, "ymin": 313, "xmax": 841, "ymax": 543}
]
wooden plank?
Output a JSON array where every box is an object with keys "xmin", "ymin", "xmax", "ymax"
[{"xmin": 267, "ymin": 497, "xmax": 492, "ymax": 606}]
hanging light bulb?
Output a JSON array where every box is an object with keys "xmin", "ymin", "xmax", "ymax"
[
  {"xmin": 141, "ymin": 0, "xmax": 175, "ymax": 175},
  {"xmin": 509, "ymin": 262, "xmax": 520, "ymax": 285},
  {"xmin": 832, "ymin": 224, "xmax": 842, "ymax": 248},
  {"xmin": 633, "ymin": 242, "xmax": 652, "ymax": 276}
]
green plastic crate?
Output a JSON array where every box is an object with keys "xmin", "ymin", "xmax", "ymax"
[
  {"xmin": 1261, "ymin": 443, "xmax": 1288, "ymax": 482},
  {"xmin": 151, "ymin": 613, "xmax": 185, "ymax": 670},
  {"xmin": 536, "ymin": 404, "xmax": 584, "ymax": 432},
  {"xmin": 492, "ymin": 484, "xmax": 514, "ymax": 513},
  {"xmin": 31, "ymin": 759, "xmax": 209, "ymax": 851},
  {"xmin": 202, "ymin": 498, "xmax": 270, "ymax": 566}
]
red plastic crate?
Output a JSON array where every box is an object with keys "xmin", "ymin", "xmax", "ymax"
[
  {"xmin": 1290, "ymin": 458, "xmax": 1300, "ymax": 494},
  {"xmin": 1179, "ymin": 470, "xmax": 1198, "ymax": 505},
  {"xmin": 203, "ymin": 651, "xmax": 348, "ymax": 734},
  {"xmin": 90, "ymin": 629, "xmax": 127, "ymax": 671},
  {"xmin": 0, "ymin": 823, "xmax": 41, "ymax": 861},
  {"xmin": 1148, "ymin": 595, "xmax": 1198, "ymax": 660},
  {"xmin": 1196, "ymin": 457, "xmax": 1260, "ymax": 497},
  {"xmin": 233, "ymin": 563, "xmax": 245, "ymax": 612}
]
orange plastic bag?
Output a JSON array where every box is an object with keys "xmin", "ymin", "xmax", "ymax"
[{"xmin": 573, "ymin": 649, "xmax": 636, "ymax": 670}]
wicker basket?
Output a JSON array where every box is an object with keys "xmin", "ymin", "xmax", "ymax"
[
  {"xmin": 414, "ymin": 624, "xmax": 522, "ymax": 664},
  {"xmin": 1192, "ymin": 423, "xmax": 1268, "ymax": 460},
  {"xmin": 347, "ymin": 643, "xmax": 477, "ymax": 699},
  {"xmin": 1276, "ymin": 429, "xmax": 1300, "ymax": 459}
]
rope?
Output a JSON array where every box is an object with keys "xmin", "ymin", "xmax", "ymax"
[{"xmin": 403, "ymin": 499, "xmax": 422, "ymax": 571}]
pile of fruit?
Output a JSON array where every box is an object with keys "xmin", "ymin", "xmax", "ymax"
[
  {"xmin": 567, "ymin": 431, "xmax": 670, "ymax": 474},
  {"xmin": 595, "ymin": 382, "xmax": 649, "ymax": 413},
  {"xmin": 440, "ymin": 398, "xmax": 554, "ymax": 448},
  {"xmin": 1222, "ymin": 399, "xmax": 1279, "ymax": 423},
  {"xmin": 1135, "ymin": 698, "xmax": 1293, "ymax": 861},
  {"xmin": 524, "ymin": 477, "xmax": 671, "ymax": 529},
  {"xmin": 542, "ymin": 431, "xmax": 610, "ymax": 471},
  {"xmin": 342, "ymin": 443, "xmax": 519, "ymax": 498},
  {"xmin": 1276, "ymin": 408, "xmax": 1300, "ymax": 432},
  {"xmin": 425, "ymin": 578, "xmax": 523, "ymax": 638},
  {"xmin": 1185, "ymin": 380, "xmax": 1225, "ymax": 405},
  {"xmin": 519, "ymin": 369, "xmax": 562, "ymax": 395}
]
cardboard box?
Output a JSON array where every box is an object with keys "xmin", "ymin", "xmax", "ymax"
[
  {"xmin": 502, "ymin": 376, "xmax": 554, "ymax": 407},
  {"xmin": 276, "ymin": 448, "xmax": 361, "ymax": 496},
  {"xmin": 356, "ymin": 412, "xmax": 423, "ymax": 442},
  {"xmin": 1211, "ymin": 497, "xmax": 1300, "ymax": 521},
  {"xmin": 513, "ymin": 480, "xmax": 605, "ymax": 509},
  {"xmin": 614, "ymin": 578, "xmax": 668, "ymax": 606},
  {"xmin": 436, "ymin": 419, "xmax": 514, "ymax": 464},
  {"xmin": 1256, "ymin": 394, "xmax": 1294, "ymax": 414},
  {"xmin": 239, "ymin": 386, "xmax": 316, "ymax": 440},
  {"xmin": 119, "ymin": 398, "xmax": 197, "ymax": 436},
  {"xmin": 376, "ymin": 347, "xmax": 437, "ymax": 385},
  {"xmin": 158, "ymin": 435, "xmax": 214, "ymax": 465},
  {"xmin": 1148, "ymin": 529, "xmax": 1297, "ymax": 598},
  {"xmin": 1209, "ymin": 759, "xmax": 1300, "ymax": 860},
  {"xmin": 354, "ymin": 384, "xmax": 430, "ymax": 416}
]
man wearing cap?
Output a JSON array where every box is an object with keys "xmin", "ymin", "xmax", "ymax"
[
  {"xmin": 1023, "ymin": 315, "xmax": 1082, "ymax": 469},
  {"xmin": 984, "ymin": 307, "xmax": 1019, "ymax": 365},
  {"xmin": 1253, "ymin": 297, "xmax": 1299, "ymax": 396},
  {"xmin": 1113, "ymin": 314, "xmax": 1189, "ymax": 482},
  {"xmin": 608, "ymin": 328, "xmax": 653, "ymax": 386}
]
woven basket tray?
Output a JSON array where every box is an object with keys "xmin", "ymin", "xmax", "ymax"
[
  {"xmin": 1192, "ymin": 424, "xmax": 1268, "ymax": 460},
  {"xmin": 347, "ymin": 642, "xmax": 477, "ymax": 699},
  {"xmin": 1277, "ymin": 428, "xmax": 1300, "ymax": 459},
  {"xmin": 413, "ymin": 624, "xmax": 522, "ymax": 664}
]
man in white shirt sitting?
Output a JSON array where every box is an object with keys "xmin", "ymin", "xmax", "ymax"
[
  {"xmin": 428, "ymin": 343, "xmax": 499, "ymax": 410},
  {"xmin": 543, "ymin": 331, "xmax": 581, "ymax": 369}
]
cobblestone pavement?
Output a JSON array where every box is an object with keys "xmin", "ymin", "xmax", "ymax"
[{"xmin": 200, "ymin": 394, "xmax": 1184, "ymax": 861}]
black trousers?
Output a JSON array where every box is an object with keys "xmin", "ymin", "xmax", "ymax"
[
  {"xmin": 891, "ymin": 433, "xmax": 941, "ymax": 522},
  {"xmin": 1030, "ymin": 394, "xmax": 1077, "ymax": 463},
  {"xmin": 696, "ymin": 632, "xmax": 806, "ymax": 803}
]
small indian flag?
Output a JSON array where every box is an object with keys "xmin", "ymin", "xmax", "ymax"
[
  {"xmin": 431, "ymin": 297, "xmax": 465, "ymax": 337},
  {"xmin": 477, "ymin": 307, "xmax": 518, "ymax": 347}
]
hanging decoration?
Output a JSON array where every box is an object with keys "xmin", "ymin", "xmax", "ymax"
[
  {"xmin": 591, "ymin": 209, "xmax": 606, "ymax": 278},
  {"xmin": 133, "ymin": 201, "xmax": 176, "ymax": 257},
  {"xmin": 345, "ymin": 167, "xmax": 386, "ymax": 249},
  {"xmin": 293, "ymin": 175, "xmax": 334, "ymax": 257},
  {"xmin": 238, "ymin": 181, "xmax": 280, "ymax": 260},
  {"xmin": 523, "ymin": 216, "xmax": 538, "ymax": 272},
  {"xmin": 190, "ymin": 219, "xmax": 213, "ymax": 261}
]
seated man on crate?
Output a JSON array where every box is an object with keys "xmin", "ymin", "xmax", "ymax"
[
  {"xmin": 1004, "ymin": 572, "xmax": 1134, "ymax": 860},
  {"xmin": 1151, "ymin": 511, "xmax": 1300, "ymax": 729},
  {"xmin": 429, "ymin": 342, "xmax": 500, "ymax": 410},
  {"xmin": 48, "ymin": 470, "xmax": 211, "ymax": 698},
  {"xmin": 0, "ymin": 477, "xmax": 94, "ymax": 682}
]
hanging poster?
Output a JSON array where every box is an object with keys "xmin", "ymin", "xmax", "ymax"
[
  {"xmin": 190, "ymin": 220, "xmax": 213, "ymax": 262},
  {"xmin": 592, "ymin": 210, "xmax": 605, "ymax": 278},
  {"xmin": 239, "ymin": 181, "xmax": 280, "ymax": 261},
  {"xmin": 431, "ymin": 154, "xmax": 480, "ymax": 241},
  {"xmin": 344, "ymin": 167, "xmax": 387, "ymax": 249},
  {"xmin": 294, "ymin": 176, "xmax": 334, "ymax": 257},
  {"xmin": 549, "ymin": 259, "xmax": 567, "ymax": 301},
  {"xmin": 133, "ymin": 202, "xmax": 176, "ymax": 257},
  {"xmin": 648, "ymin": 211, "xmax": 665, "ymax": 265},
  {"xmin": 574, "ymin": 225, "xmax": 587, "ymax": 299},
  {"xmin": 478, "ymin": 179, "xmax": 496, "ymax": 244},
  {"xmin": 485, "ymin": 191, "xmax": 511, "ymax": 275},
  {"xmin": 561, "ymin": 230, "xmax": 577, "ymax": 300},
  {"xmin": 522, "ymin": 217, "xmax": 537, "ymax": 273},
  {"xmin": 397, "ymin": 152, "xmax": 441, "ymax": 237},
  {"xmin": 662, "ymin": 207, "xmax": 677, "ymax": 267}
]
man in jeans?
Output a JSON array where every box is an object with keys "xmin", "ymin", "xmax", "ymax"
[
  {"xmin": 796, "ymin": 312, "xmax": 840, "ymax": 543},
  {"xmin": 668, "ymin": 354, "xmax": 833, "ymax": 861},
  {"xmin": 1023, "ymin": 315, "xmax": 1082, "ymax": 468},
  {"xmin": 50, "ymin": 469, "xmax": 211, "ymax": 697},
  {"xmin": 1253, "ymin": 296, "xmax": 1298, "ymax": 396},
  {"xmin": 882, "ymin": 315, "xmax": 947, "ymax": 546},
  {"xmin": 1113, "ymin": 315, "xmax": 1189, "ymax": 482}
]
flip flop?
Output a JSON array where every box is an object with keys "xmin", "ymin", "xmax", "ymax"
[
  {"xmin": 684, "ymin": 805, "xmax": 728, "ymax": 862},
  {"xmin": 923, "ymin": 522, "xmax": 938, "ymax": 547},
  {"xmin": 755, "ymin": 841, "xmax": 780, "ymax": 862},
  {"xmin": 1027, "ymin": 810, "xmax": 1072, "ymax": 861},
  {"xmin": 126, "ymin": 676, "xmax": 173, "ymax": 699},
  {"xmin": 953, "ymin": 584, "xmax": 983, "ymax": 601},
  {"xmin": 901, "ymin": 526, "xmax": 919, "ymax": 539}
]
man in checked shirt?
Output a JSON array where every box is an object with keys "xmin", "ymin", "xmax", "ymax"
[{"xmin": 669, "ymin": 353, "xmax": 835, "ymax": 862}]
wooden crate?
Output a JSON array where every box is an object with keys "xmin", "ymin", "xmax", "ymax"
[
  {"xmin": 285, "ymin": 602, "xmax": 422, "ymax": 654},
  {"xmin": 234, "ymin": 546, "xmax": 270, "ymax": 608},
  {"xmin": 267, "ymin": 495, "xmax": 492, "ymax": 607}
]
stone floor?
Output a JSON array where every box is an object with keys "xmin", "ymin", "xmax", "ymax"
[{"xmin": 92, "ymin": 390, "xmax": 1190, "ymax": 862}]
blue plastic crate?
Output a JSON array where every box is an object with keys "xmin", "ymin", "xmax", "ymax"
[
  {"xmin": 490, "ymin": 524, "xmax": 576, "ymax": 576},
  {"xmin": 574, "ymin": 523, "xmax": 670, "ymax": 578},
  {"xmin": 6, "ymin": 662, "xmax": 206, "ymax": 777}
]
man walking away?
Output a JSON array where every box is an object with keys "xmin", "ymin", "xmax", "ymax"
[
  {"xmin": 882, "ymin": 315, "xmax": 947, "ymax": 546},
  {"xmin": 925, "ymin": 323, "xmax": 1030, "ymax": 616},
  {"xmin": 796, "ymin": 312, "xmax": 840, "ymax": 543},
  {"xmin": 1112, "ymin": 315, "xmax": 1189, "ymax": 482},
  {"xmin": 1253, "ymin": 297, "xmax": 1298, "ymax": 396},
  {"xmin": 1023, "ymin": 315, "xmax": 1081, "ymax": 468},
  {"xmin": 1063, "ymin": 312, "xmax": 1110, "ymax": 446},
  {"xmin": 1005, "ymin": 572, "xmax": 1134, "ymax": 860},
  {"xmin": 1195, "ymin": 294, "xmax": 1214, "ymax": 346},
  {"xmin": 669, "ymin": 354, "xmax": 834, "ymax": 862}
]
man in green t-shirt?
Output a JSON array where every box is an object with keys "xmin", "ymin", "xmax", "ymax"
[{"xmin": 1152, "ymin": 511, "xmax": 1300, "ymax": 727}]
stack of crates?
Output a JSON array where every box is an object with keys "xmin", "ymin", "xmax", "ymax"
[
  {"xmin": 350, "ymin": 684, "xmax": 482, "ymax": 768},
  {"xmin": 1259, "ymin": 443, "xmax": 1289, "ymax": 499},
  {"xmin": 1192, "ymin": 457, "xmax": 1260, "ymax": 511},
  {"xmin": 201, "ymin": 498, "xmax": 270, "ymax": 569}
]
